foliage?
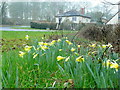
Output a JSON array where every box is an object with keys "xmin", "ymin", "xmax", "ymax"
[
  {"xmin": 2, "ymin": 35, "xmax": 120, "ymax": 88},
  {"xmin": 30, "ymin": 21, "xmax": 57, "ymax": 30}
]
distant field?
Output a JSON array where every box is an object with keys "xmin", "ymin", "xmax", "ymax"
[
  {"xmin": 11, "ymin": 27, "xmax": 41, "ymax": 30},
  {"xmin": 1, "ymin": 31, "xmax": 76, "ymax": 52}
]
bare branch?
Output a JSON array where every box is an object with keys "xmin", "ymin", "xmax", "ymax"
[{"xmin": 102, "ymin": 0, "xmax": 120, "ymax": 5}]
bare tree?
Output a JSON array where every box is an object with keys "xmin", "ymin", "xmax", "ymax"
[
  {"xmin": 102, "ymin": 0, "xmax": 120, "ymax": 5},
  {"xmin": 0, "ymin": 2, "xmax": 8, "ymax": 24}
]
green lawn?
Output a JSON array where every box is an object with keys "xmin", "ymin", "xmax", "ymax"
[
  {"xmin": 1, "ymin": 31, "xmax": 120, "ymax": 88},
  {"xmin": 11, "ymin": 27, "xmax": 42, "ymax": 30}
]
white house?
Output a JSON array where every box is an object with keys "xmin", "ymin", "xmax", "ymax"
[
  {"xmin": 55, "ymin": 10, "xmax": 91, "ymax": 24},
  {"xmin": 106, "ymin": 2, "xmax": 120, "ymax": 24}
]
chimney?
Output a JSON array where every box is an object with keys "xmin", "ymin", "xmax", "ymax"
[{"xmin": 80, "ymin": 8, "xmax": 85, "ymax": 15}]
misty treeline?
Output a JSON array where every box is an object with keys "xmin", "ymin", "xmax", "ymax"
[{"xmin": 0, "ymin": 2, "xmax": 113, "ymax": 25}]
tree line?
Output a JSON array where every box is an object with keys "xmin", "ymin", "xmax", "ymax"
[{"xmin": 0, "ymin": 1, "xmax": 113, "ymax": 25}]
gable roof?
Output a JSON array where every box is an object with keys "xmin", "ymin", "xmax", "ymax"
[{"xmin": 55, "ymin": 10, "xmax": 91, "ymax": 18}]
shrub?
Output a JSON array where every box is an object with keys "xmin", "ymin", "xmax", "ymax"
[
  {"xmin": 30, "ymin": 21, "xmax": 57, "ymax": 30},
  {"xmin": 111, "ymin": 24, "xmax": 120, "ymax": 53},
  {"xmin": 80, "ymin": 25, "xmax": 103, "ymax": 41}
]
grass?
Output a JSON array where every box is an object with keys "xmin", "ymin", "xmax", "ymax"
[
  {"xmin": 1, "ymin": 31, "xmax": 120, "ymax": 88},
  {"xmin": 11, "ymin": 27, "xmax": 42, "ymax": 30},
  {"xmin": 1, "ymin": 31, "xmax": 75, "ymax": 52}
]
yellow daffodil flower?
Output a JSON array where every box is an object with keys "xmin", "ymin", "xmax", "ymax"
[
  {"xmin": 57, "ymin": 39, "xmax": 61, "ymax": 42},
  {"xmin": 65, "ymin": 56, "xmax": 70, "ymax": 62},
  {"xmin": 59, "ymin": 49, "xmax": 62, "ymax": 51},
  {"xmin": 76, "ymin": 56, "xmax": 84, "ymax": 62},
  {"xmin": 66, "ymin": 40, "xmax": 72, "ymax": 45},
  {"xmin": 32, "ymin": 52, "xmax": 35, "ymax": 55},
  {"xmin": 25, "ymin": 35, "xmax": 29, "ymax": 40},
  {"xmin": 24, "ymin": 45, "xmax": 32, "ymax": 52},
  {"xmin": 43, "ymin": 42, "xmax": 49, "ymax": 46},
  {"xmin": 19, "ymin": 51, "xmax": 25, "ymax": 58},
  {"xmin": 89, "ymin": 43, "xmax": 96, "ymax": 48},
  {"xmin": 41, "ymin": 46, "xmax": 49, "ymax": 50},
  {"xmin": 38, "ymin": 42, "xmax": 44, "ymax": 45},
  {"xmin": 102, "ymin": 60, "xmax": 112, "ymax": 68},
  {"xmin": 41, "ymin": 37, "xmax": 44, "ymax": 39},
  {"xmin": 63, "ymin": 37, "xmax": 68, "ymax": 39},
  {"xmin": 50, "ymin": 40, "xmax": 56, "ymax": 45},
  {"xmin": 78, "ymin": 45, "xmax": 81, "ymax": 48},
  {"xmin": 101, "ymin": 45, "xmax": 107, "ymax": 48},
  {"xmin": 74, "ymin": 52, "xmax": 79, "ymax": 56},
  {"xmin": 33, "ymin": 53, "xmax": 38, "ymax": 59},
  {"xmin": 107, "ymin": 43, "xmax": 112, "ymax": 48},
  {"xmin": 71, "ymin": 48, "xmax": 75, "ymax": 52},
  {"xmin": 57, "ymin": 56, "xmax": 65, "ymax": 61},
  {"xmin": 110, "ymin": 62, "xmax": 119, "ymax": 72}
]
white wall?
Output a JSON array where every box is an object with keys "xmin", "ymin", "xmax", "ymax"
[{"xmin": 56, "ymin": 16, "xmax": 91, "ymax": 23}]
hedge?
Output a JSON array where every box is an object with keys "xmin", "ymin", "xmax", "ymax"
[{"xmin": 30, "ymin": 21, "xmax": 57, "ymax": 30}]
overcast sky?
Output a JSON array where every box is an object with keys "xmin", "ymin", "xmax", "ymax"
[{"xmin": 2, "ymin": 0, "xmax": 120, "ymax": 14}]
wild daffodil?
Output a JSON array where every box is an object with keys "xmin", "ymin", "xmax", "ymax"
[
  {"xmin": 63, "ymin": 37, "xmax": 68, "ymax": 39},
  {"xmin": 65, "ymin": 56, "xmax": 70, "ymax": 62},
  {"xmin": 24, "ymin": 45, "xmax": 32, "ymax": 52},
  {"xmin": 101, "ymin": 45, "xmax": 107, "ymax": 48},
  {"xmin": 71, "ymin": 47, "xmax": 75, "ymax": 52},
  {"xmin": 59, "ymin": 49, "xmax": 62, "ymax": 51},
  {"xmin": 110, "ymin": 62, "xmax": 119, "ymax": 72},
  {"xmin": 50, "ymin": 40, "xmax": 56, "ymax": 45},
  {"xmin": 107, "ymin": 43, "xmax": 112, "ymax": 48},
  {"xmin": 66, "ymin": 40, "xmax": 72, "ymax": 45},
  {"xmin": 57, "ymin": 39, "xmax": 61, "ymax": 42},
  {"xmin": 74, "ymin": 52, "xmax": 79, "ymax": 56},
  {"xmin": 43, "ymin": 42, "xmax": 49, "ymax": 46},
  {"xmin": 102, "ymin": 60, "xmax": 112, "ymax": 68},
  {"xmin": 78, "ymin": 45, "xmax": 81, "ymax": 48},
  {"xmin": 89, "ymin": 43, "xmax": 96, "ymax": 48},
  {"xmin": 33, "ymin": 53, "xmax": 38, "ymax": 59},
  {"xmin": 25, "ymin": 35, "xmax": 29, "ymax": 40},
  {"xmin": 38, "ymin": 42, "xmax": 44, "ymax": 46},
  {"xmin": 41, "ymin": 46, "xmax": 49, "ymax": 50},
  {"xmin": 76, "ymin": 56, "xmax": 84, "ymax": 62},
  {"xmin": 57, "ymin": 56, "xmax": 65, "ymax": 61},
  {"xmin": 19, "ymin": 51, "xmax": 25, "ymax": 58}
]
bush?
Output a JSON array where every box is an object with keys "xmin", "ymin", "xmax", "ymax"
[
  {"xmin": 80, "ymin": 25, "xmax": 103, "ymax": 41},
  {"xmin": 60, "ymin": 20, "xmax": 86, "ymax": 30},
  {"xmin": 30, "ymin": 21, "xmax": 57, "ymax": 30}
]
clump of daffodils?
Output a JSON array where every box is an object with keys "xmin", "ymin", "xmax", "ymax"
[{"xmin": 103, "ymin": 60, "xmax": 119, "ymax": 72}]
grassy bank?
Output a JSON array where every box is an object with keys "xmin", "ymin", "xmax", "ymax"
[{"xmin": 1, "ymin": 31, "xmax": 120, "ymax": 88}]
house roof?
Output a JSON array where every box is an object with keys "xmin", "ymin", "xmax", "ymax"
[{"xmin": 55, "ymin": 10, "xmax": 91, "ymax": 18}]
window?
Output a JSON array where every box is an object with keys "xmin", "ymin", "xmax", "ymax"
[{"xmin": 72, "ymin": 16, "xmax": 76, "ymax": 21}]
